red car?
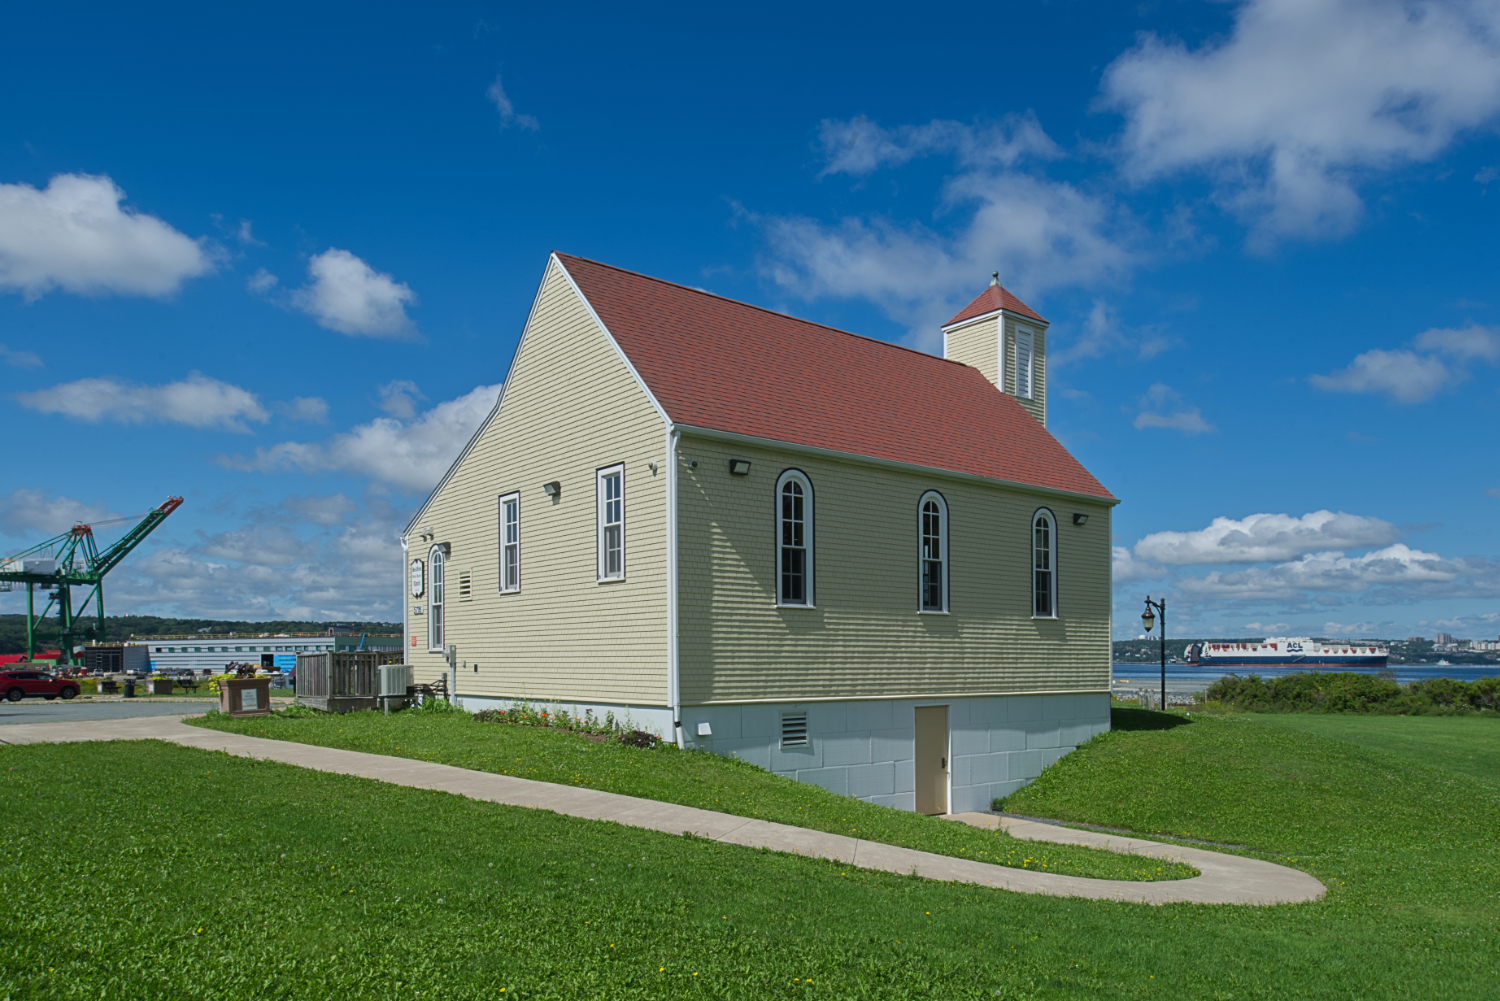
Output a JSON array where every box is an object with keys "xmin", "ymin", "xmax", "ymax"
[{"xmin": 1, "ymin": 670, "xmax": 80, "ymax": 702}]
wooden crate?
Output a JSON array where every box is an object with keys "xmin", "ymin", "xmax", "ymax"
[{"xmin": 295, "ymin": 651, "xmax": 404, "ymax": 712}]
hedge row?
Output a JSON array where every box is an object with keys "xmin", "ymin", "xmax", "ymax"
[{"xmin": 1206, "ymin": 671, "xmax": 1500, "ymax": 715}]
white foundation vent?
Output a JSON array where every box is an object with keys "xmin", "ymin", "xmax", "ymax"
[{"xmin": 780, "ymin": 712, "xmax": 808, "ymax": 748}]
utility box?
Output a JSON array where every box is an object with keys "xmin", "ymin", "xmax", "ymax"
[{"xmin": 219, "ymin": 677, "xmax": 272, "ymax": 717}]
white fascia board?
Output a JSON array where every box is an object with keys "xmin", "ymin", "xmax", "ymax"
[
  {"xmin": 675, "ymin": 424, "xmax": 1120, "ymax": 507},
  {"xmin": 940, "ymin": 307, "xmax": 1050, "ymax": 333},
  {"xmin": 551, "ymin": 255, "xmax": 673, "ymax": 427},
  {"xmin": 401, "ymin": 263, "xmax": 558, "ymax": 539}
]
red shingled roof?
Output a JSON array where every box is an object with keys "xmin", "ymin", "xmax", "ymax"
[
  {"xmin": 556, "ymin": 254, "xmax": 1112, "ymax": 500},
  {"xmin": 943, "ymin": 283, "xmax": 1046, "ymax": 327}
]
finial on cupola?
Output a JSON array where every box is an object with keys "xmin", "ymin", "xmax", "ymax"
[{"xmin": 990, "ymin": 271, "xmax": 1000, "ymax": 286}]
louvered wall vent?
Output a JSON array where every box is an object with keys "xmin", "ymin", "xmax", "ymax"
[
  {"xmin": 458, "ymin": 570, "xmax": 473, "ymax": 601},
  {"xmin": 780, "ymin": 712, "xmax": 808, "ymax": 747}
]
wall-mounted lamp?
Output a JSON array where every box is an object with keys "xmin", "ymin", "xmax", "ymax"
[
  {"xmin": 1072, "ymin": 513, "xmax": 1089, "ymax": 526},
  {"xmin": 687, "ymin": 458, "xmax": 698, "ymax": 468},
  {"xmin": 728, "ymin": 459, "xmax": 752, "ymax": 476},
  {"xmin": 542, "ymin": 481, "xmax": 561, "ymax": 497},
  {"xmin": 649, "ymin": 461, "xmax": 658, "ymax": 473}
]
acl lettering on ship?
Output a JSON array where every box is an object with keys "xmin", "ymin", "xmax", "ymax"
[{"xmin": 1187, "ymin": 638, "xmax": 1388, "ymax": 669}]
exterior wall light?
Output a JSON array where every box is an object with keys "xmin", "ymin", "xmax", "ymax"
[
  {"xmin": 542, "ymin": 481, "xmax": 561, "ymax": 497},
  {"xmin": 1072, "ymin": 513, "xmax": 1088, "ymax": 525},
  {"xmin": 728, "ymin": 459, "xmax": 752, "ymax": 476}
]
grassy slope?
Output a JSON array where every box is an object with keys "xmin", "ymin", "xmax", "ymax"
[
  {"xmin": 187, "ymin": 710, "xmax": 1189, "ymax": 882},
  {"xmin": 3, "ymin": 717, "xmax": 1497, "ymax": 1000},
  {"xmin": 1247, "ymin": 713, "xmax": 1500, "ymax": 785}
]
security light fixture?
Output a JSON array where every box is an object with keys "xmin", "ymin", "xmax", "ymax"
[
  {"xmin": 1072, "ymin": 513, "xmax": 1088, "ymax": 526},
  {"xmin": 542, "ymin": 481, "xmax": 561, "ymax": 497},
  {"xmin": 729, "ymin": 459, "xmax": 752, "ymax": 476}
]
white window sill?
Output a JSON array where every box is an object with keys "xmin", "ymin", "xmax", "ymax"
[
  {"xmin": 918, "ymin": 610, "xmax": 950, "ymax": 615},
  {"xmin": 776, "ymin": 603, "xmax": 816, "ymax": 609},
  {"xmin": 1031, "ymin": 615, "xmax": 1059, "ymax": 621},
  {"xmin": 597, "ymin": 577, "xmax": 627, "ymax": 584}
]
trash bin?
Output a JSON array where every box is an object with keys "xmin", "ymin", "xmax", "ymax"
[{"xmin": 123, "ymin": 679, "xmax": 136, "ymax": 698}]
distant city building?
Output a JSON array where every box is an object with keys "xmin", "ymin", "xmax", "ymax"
[
  {"xmin": 1406, "ymin": 636, "xmax": 1425, "ymax": 643},
  {"xmin": 1432, "ymin": 632, "xmax": 1453, "ymax": 646}
]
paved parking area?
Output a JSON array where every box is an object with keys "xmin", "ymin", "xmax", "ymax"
[{"xmin": 0, "ymin": 701, "xmax": 209, "ymax": 726}]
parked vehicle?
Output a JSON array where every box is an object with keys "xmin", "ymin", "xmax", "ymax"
[{"xmin": 2, "ymin": 670, "xmax": 81, "ymax": 702}]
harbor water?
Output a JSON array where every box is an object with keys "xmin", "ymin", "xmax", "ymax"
[{"xmin": 1112, "ymin": 661, "xmax": 1498, "ymax": 698}]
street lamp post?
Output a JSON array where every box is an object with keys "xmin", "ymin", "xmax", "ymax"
[{"xmin": 1141, "ymin": 596, "xmax": 1166, "ymax": 712}]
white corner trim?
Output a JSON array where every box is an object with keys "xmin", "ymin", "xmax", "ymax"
[
  {"xmin": 552, "ymin": 255, "xmax": 673, "ymax": 428},
  {"xmin": 666, "ymin": 426, "xmax": 682, "ymax": 749}
]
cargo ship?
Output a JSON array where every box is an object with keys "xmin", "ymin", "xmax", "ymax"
[{"xmin": 1184, "ymin": 638, "xmax": 1388, "ymax": 669}]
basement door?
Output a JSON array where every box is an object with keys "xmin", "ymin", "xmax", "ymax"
[{"xmin": 914, "ymin": 705, "xmax": 949, "ymax": 815}]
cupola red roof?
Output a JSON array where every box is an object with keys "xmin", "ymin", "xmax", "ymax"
[
  {"xmin": 943, "ymin": 283, "xmax": 1045, "ymax": 327},
  {"xmin": 555, "ymin": 253, "xmax": 1111, "ymax": 501}
]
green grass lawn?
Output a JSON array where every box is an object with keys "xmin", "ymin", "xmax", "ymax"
[
  {"xmin": 5, "ymin": 709, "xmax": 1499, "ymax": 999},
  {"xmin": 188, "ymin": 709, "xmax": 1190, "ymax": 882},
  {"xmin": 1246, "ymin": 712, "xmax": 1500, "ymax": 785}
]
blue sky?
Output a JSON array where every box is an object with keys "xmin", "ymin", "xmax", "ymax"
[{"xmin": 2, "ymin": 0, "xmax": 1498, "ymax": 640}]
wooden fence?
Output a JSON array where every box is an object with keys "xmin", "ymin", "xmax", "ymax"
[{"xmin": 296, "ymin": 651, "xmax": 404, "ymax": 712}]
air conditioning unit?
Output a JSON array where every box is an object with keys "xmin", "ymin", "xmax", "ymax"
[{"xmin": 378, "ymin": 663, "xmax": 413, "ymax": 698}]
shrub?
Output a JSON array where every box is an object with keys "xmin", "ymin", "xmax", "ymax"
[{"xmin": 1206, "ymin": 671, "xmax": 1500, "ymax": 715}]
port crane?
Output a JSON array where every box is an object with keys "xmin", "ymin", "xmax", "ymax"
[{"xmin": 0, "ymin": 496, "xmax": 183, "ymax": 664}]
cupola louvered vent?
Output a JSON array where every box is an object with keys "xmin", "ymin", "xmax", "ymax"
[{"xmin": 780, "ymin": 712, "xmax": 808, "ymax": 748}]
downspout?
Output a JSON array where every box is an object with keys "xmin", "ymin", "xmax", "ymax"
[{"xmin": 666, "ymin": 426, "xmax": 683, "ymax": 748}]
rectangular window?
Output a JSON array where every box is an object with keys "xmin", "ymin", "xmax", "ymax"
[
  {"xmin": 499, "ymin": 492, "xmax": 520, "ymax": 593},
  {"xmin": 458, "ymin": 570, "xmax": 472, "ymax": 601},
  {"xmin": 1016, "ymin": 329, "xmax": 1034, "ymax": 399},
  {"xmin": 597, "ymin": 465, "xmax": 624, "ymax": 581}
]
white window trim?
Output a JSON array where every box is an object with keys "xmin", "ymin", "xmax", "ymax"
[
  {"xmin": 499, "ymin": 491, "xmax": 520, "ymax": 594},
  {"xmin": 1032, "ymin": 507, "xmax": 1058, "ymax": 619},
  {"xmin": 1016, "ymin": 328, "xmax": 1035, "ymax": 400},
  {"xmin": 596, "ymin": 464, "xmax": 625, "ymax": 582},
  {"xmin": 427, "ymin": 544, "xmax": 447, "ymax": 652},
  {"xmin": 775, "ymin": 468, "xmax": 814, "ymax": 607},
  {"xmin": 918, "ymin": 490, "xmax": 949, "ymax": 614}
]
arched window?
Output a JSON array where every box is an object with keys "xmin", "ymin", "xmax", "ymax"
[
  {"xmin": 428, "ymin": 545, "xmax": 446, "ymax": 650},
  {"xmin": 1032, "ymin": 509, "xmax": 1056, "ymax": 618},
  {"xmin": 918, "ymin": 491, "xmax": 948, "ymax": 612},
  {"xmin": 776, "ymin": 470, "xmax": 813, "ymax": 606}
]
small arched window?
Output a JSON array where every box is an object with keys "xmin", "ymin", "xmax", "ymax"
[
  {"xmin": 776, "ymin": 470, "xmax": 813, "ymax": 606},
  {"xmin": 1032, "ymin": 509, "xmax": 1056, "ymax": 618},
  {"xmin": 918, "ymin": 491, "xmax": 948, "ymax": 612},
  {"xmin": 428, "ymin": 545, "xmax": 446, "ymax": 650}
]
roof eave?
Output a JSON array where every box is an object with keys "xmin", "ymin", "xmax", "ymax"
[
  {"xmin": 675, "ymin": 423, "xmax": 1118, "ymax": 505},
  {"xmin": 941, "ymin": 306, "xmax": 1050, "ymax": 332}
]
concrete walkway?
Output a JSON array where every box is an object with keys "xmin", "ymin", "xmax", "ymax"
[{"xmin": 0, "ymin": 715, "xmax": 1324, "ymax": 906}]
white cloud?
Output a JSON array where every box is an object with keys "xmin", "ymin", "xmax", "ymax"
[
  {"xmin": 278, "ymin": 493, "xmax": 359, "ymax": 526},
  {"xmin": 0, "ymin": 343, "xmax": 41, "ymax": 368},
  {"xmin": 15, "ymin": 373, "xmax": 270, "ymax": 432},
  {"xmin": 1176, "ymin": 543, "xmax": 1465, "ymax": 601},
  {"xmin": 1244, "ymin": 621, "xmax": 1291, "ymax": 633},
  {"xmin": 763, "ymin": 139, "xmax": 1138, "ymax": 348},
  {"xmin": 247, "ymin": 268, "xmax": 278, "ymax": 294},
  {"xmin": 817, "ymin": 112, "xmax": 1059, "ymax": 177},
  {"xmin": 291, "ymin": 249, "xmax": 418, "ymax": 338},
  {"xmin": 0, "ymin": 173, "xmax": 213, "ymax": 298},
  {"xmin": 1135, "ymin": 510, "xmax": 1402, "ymax": 565},
  {"xmin": 377, "ymin": 379, "xmax": 425, "ymax": 419},
  {"xmin": 0, "ymin": 488, "xmax": 120, "ymax": 538},
  {"xmin": 274, "ymin": 396, "xmax": 330, "ymax": 423},
  {"xmin": 1310, "ymin": 323, "xmax": 1500, "ymax": 402},
  {"xmin": 1101, "ymin": 0, "xmax": 1500, "ymax": 244},
  {"xmin": 1113, "ymin": 545, "xmax": 1166, "ymax": 582},
  {"xmin": 486, "ymin": 74, "xmax": 539, "ymax": 130},
  {"xmin": 235, "ymin": 220, "xmax": 263, "ymax": 246},
  {"xmin": 218, "ymin": 382, "xmax": 502, "ymax": 494},
  {"xmin": 1132, "ymin": 383, "xmax": 1215, "ymax": 434}
]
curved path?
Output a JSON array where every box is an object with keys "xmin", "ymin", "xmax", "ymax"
[{"xmin": 0, "ymin": 714, "xmax": 1324, "ymax": 906}]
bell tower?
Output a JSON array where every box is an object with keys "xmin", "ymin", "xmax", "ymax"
[{"xmin": 941, "ymin": 272, "xmax": 1048, "ymax": 426}]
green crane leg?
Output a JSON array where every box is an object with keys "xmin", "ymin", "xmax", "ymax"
[
  {"xmin": 58, "ymin": 585, "xmax": 73, "ymax": 667},
  {"xmin": 26, "ymin": 582, "xmax": 35, "ymax": 660}
]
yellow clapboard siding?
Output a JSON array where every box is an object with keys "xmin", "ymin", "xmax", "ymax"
[
  {"xmin": 944, "ymin": 315, "xmax": 1000, "ymax": 387},
  {"xmin": 406, "ymin": 259, "xmax": 670, "ymax": 704},
  {"xmin": 676, "ymin": 435, "xmax": 1110, "ymax": 704}
]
